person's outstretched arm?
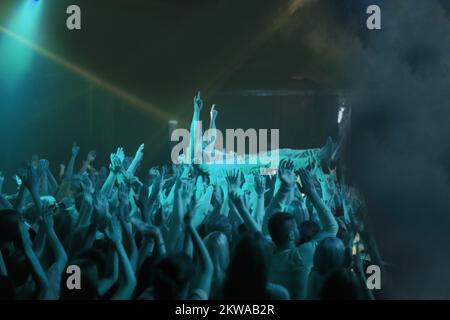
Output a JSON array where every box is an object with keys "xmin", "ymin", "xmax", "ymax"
[
  {"xmin": 190, "ymin": 91, "xmax": 203, "ymax": 163},
  {"xmin": 185, "ymin": 212, "xmax": 213, "ymax": 299},
  {"xmin": 127, "ymin": 144, "xmax": 144, "ymax": 175},
  {"xmin": 133, "ymin": 219, "xmax": 167, "ymax": 268},
  {"xmin": 166, "ymin": 175, "xmax": 191, "ymax": 252},
  {"xmin": 253, "ymin": 175, "xmax": 266, "ymax": 228},
  {"xmin": 42, "ymin": 213, "xmax": 68, "ymax": 271},
  {"xmin": 263, "ymin": 159, "xmax": 296, "ymax": 234},
  {"xmin": 229, "ymin": 190, "xmax": 260, "ymax": 234},
  {"xmin": 107, "ymin": 216, "xmax": 137, "ymax": 300},
  {"xmin": 64, "ymin": 142, "xmax": 80, "ymax": 181},
  {"xmin": 18, "ymin": 221, "xmax": 49, "ymax": 299},
  {"xmin": 298, "ymin": 169, "xmax": 338, "ymax": 239},
  {"xmin": 43, "ymin": 161, "xmax": 59, "ymax": 195},
  {"xmin": 98, "ymin": 249, "xmax": 119, "ymax": 297},
  {"xmin": 78, "ymin": 150, "xmax": 96, "ymax": 175},
  {"xmin": 100, "ymin": 152, "xmax": 122, "ymax": 197}
]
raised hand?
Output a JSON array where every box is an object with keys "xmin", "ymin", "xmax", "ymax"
[
  {"xmin": 254, "ymin": 174, "xmax": 266, "ymax": 196},
  {"xmin": 179, "ymin": 178, "xmax": 194, "ymax": 203},
  {"xmin": 72, "ymin": 142, "xmax": 80, "ymax": 157},
  {"xmin": 297, "ymin": 168, "xmax": 316, "ymax": 196},
  {"xmin": 134, "ymin": 144, "xmax": 144, "ymax": 162},
  {"xmin": 278, "ymin": 159, "xmax": 296, "ymax": 188},
  {"xmin": 136, "ymin": 222, "xmax": 161, "ymax": 239},
  {"xmin": 116, "ymin": 147, "xmax": 125, "ymax": 164},
  {"xmin": 86, "ymin": 150, "xmax": 97, "ymax": 162},
  {"xmin": 212, "ymin": 183, "xmax": 223, "ymax": 207},
  {"xmin": 105, "ymin": 215, "xmax": 122, "ymax": 244},
  {"xmin": 229, "ymin": 190, "xmax": 246, "ymax": 211},
  {"xmin": 151, "ymin": 168, "xmax": 163, "ymax": 189},
  {"xmin": 226, "ymin": 169, "xmax": 241, "ymax": 193},
  {"xmin": 94, "ymin": 194, "xmax": 110, "ymax": 220},
  {"xmin": 22, "ymin": 165, "xmax": 39, "ymax": 194},
  {"xmin": 39, "ymin": 159, "xmax": 49, "ymax": 172},
  {"xmin": 210, "ymin": 104, "xmax": 218, "ymax": 120},
  {"xmin": 194, "ymin": 91, "xmax": 203, "ymax": 112},
  {"xmin": 109, "ymin": 153, "xmax": 123, "ymax": 174},
  {"xmin": 148, "ymin": 167, "xmax": 160, "ymax": 179}
]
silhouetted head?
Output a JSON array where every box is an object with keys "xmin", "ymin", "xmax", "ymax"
[
  {"xmin": 204, "ymin": 231, "xmax": 229, "ymax": 282},
  {"xmin": 268, "ymin": 212, "xmax": 299, "ymax": 247},
  {"xmin": 313, "ymin": 237, "xmax": 346, "ymax": 275},
  {"xmin": 204, "ymin": 214, "xmax": 232, "ymax": 242},
  {"xmin": 224, "ymin": 232, "xmax": 271, "ymax": 300},
  {"xmin": 153, "ymin": 253, "xmax": 194, "ymax": 300},
  {"xmin": 320, "ymin": 268, "xmax": 363, "ymax": 300}
]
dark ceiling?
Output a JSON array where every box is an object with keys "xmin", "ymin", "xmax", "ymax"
[{"xmin": 0, "ymin": 0, "xmax": 361, "ymax": 118}]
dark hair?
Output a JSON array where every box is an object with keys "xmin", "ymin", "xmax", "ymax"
[
  {"xmin": 268, "ymin": 212, "xmax": 295, "ymax": 247},
  {"xmin": 313, "ymin": 237, "xmax": 346, "ymax": 275},
  {"xmin": 319, "ymin": 268, "xmax": 363, "ymax": 300},
  {"xmin": 153, "ymin": 253, "xmax": 194, "ymax": 300},
  {"xmin": 224, "ymin": 232, "xmax": 270, "ymax": 300},
  {"xmin": 204, "ymin": 214, "xmax": 232, "ymax": 242}
]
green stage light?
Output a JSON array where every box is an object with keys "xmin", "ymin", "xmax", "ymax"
[{"xmin": 0, "ymin": 0, "xmax": 44, "ymax": 81}]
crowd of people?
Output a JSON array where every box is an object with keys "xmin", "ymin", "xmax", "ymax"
[{"xmin": 0, "ymin": 94, "xmax": 384, "ymax": 300}]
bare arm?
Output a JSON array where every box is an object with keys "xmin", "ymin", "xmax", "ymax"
[
  {"xmin": 186, "ymin": 213, "xmax": 213, "ymax": 298},
  {"xmin": 299, "ymin": 169, "xmax": 338, "ymax": 239}
]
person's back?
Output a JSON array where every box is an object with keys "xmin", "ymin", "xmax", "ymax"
[
  {"xmin": 269, "ymin": 246, "xmax": 309, "ymax": 299},
  {"xmin": 268, "ymin": 208, "xmax": 337, "ymax": 299},
  {"xmin": 306, "ymin": 237, "xmax": 346, "ymax": 299},
  {"xmin": 269, "ymin": 230, "xmax": 319, "ymax": 299}
]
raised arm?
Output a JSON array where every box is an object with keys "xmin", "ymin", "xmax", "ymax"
[
  {"xmin": 185, "ymin": 211, "xmax": 213, "ymax": 299},
  {"xmin": 253, "ymin": 174, "xmax": 266, "ymax": 227},
  {"xmin": 18, "ymin": 220, "xmax": 49, "ymax": 299},
  {"xmin": 166, "ymin": 175, "xmax": 192, "ymax": 252},
  {"xmin": 42, "ymin": 211, "xmax": 68, "ymax": 273},
  {"xmin": 190, "ymin": 91, "xmax": 203, "ymax": 163},
  {"xmin": 133, "ymin": 219, "xmax": 167, "ymax": 268},
  {"xmin": 64, "ymin": 142, "xmax": 80, "ymax": 182},
  {"xmin": 229, "ymin": 190, "xmax": 260, "ymax": 234},
  {"xmin": 263, "ymin": 159, "xmax": 296, "ymax": 234},
  {"xmin": 42, "ymin": 160, "xmax": 59, "ymax": 195},
  {"xmin": 126, "ymin": 144, "xmax": 144, "ymax": 175},
  {"xmin": 106, "ymin": 216, "xmax": 137, "ymax": 300},
  {"xmin": 79, "ymin": 150, "xmax": 96, "ymax": 175},
  {"xmin": 100, "ymin": 151, "xmax": 122, "ymax": 197},
  {"xmin": 117, "ymin": 183, "xmax": 138, "ymax": 271},
  {"xmin": 298, "ymin": 169, "xmax": 338, "ymax": 239},
  {"xmin": 97, "ymin": 247, "xmax": 119, "ymax": 297}
]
